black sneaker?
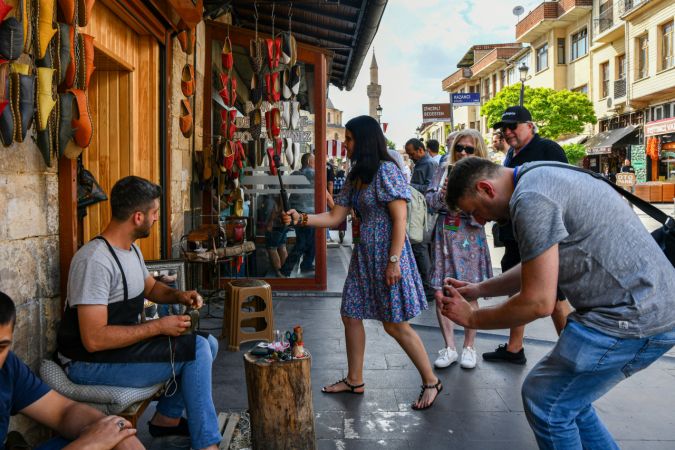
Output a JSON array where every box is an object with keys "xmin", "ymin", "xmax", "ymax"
[
  {"xmin": 148, "ymin": 417, "xmax": 190, "ymax": 437},
  {"xmin": 482, "ymin": 343, "xmax": 527, "ymax": 365}
]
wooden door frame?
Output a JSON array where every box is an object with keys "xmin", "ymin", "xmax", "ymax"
[
  {"xmin": 58, "ymin": 0, "xmax": 177, "ymax": 303},
  {"xmin": 204, "ymin": 22, "xmax": 328, "ymax": 291}
]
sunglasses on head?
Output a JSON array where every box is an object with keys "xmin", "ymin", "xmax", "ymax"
[
  {"xmin": 500, "ymin": 122, "xmax": 520, "ymax": 132},
  {"xmin": 454, "ymin": 144, "xmax": 475, "ymax": 154}
]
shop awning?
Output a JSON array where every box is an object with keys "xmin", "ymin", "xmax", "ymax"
[
  {"xmin": 584, "ymin": 126, "xmax": 636, "ymax": 155},
  {"xmin": 557, "ymin": 135, "xmax": 589, "ymax": 146},
  {"xmin": 214, "ymin": 0, "xmax": 388, "ymax": 90}
]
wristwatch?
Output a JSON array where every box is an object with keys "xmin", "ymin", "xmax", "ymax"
[{"xmin": 389, "ymin": 255, "xmax": 399, "ymax": 264}]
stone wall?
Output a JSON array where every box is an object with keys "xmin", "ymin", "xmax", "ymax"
[{"xmin": 0, "ymin": 117, "xmax": 61, "ymax": 441}]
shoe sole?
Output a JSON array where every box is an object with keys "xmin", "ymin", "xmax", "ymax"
[
  {"xmin": 433, "ymin": 360, "xmax": 457, "ymax": 369},
  {"xmin": 482, "ymin": 357, "xmax": 527, "ymax": 365}
]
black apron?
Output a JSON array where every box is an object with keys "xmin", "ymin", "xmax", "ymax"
[{"xmin": 57, "ymin": 236, "xmax": 196, "ymax": 363}]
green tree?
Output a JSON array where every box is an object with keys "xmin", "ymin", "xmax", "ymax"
[
  {"xmin": 386, "ymin": 139, "xmax": 396, "ymax": 149},
  {"xmin": 562, "ymin": 143, "xmax": 587, "ymax": 165},
  {"xmin": 481, "ymin": 85, "xmax": 597, "ymax": 140}
]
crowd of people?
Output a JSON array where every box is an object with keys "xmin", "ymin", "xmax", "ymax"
[{"xmin": 2, "ymin": 105, "xmax": 674, "ymax": 449}]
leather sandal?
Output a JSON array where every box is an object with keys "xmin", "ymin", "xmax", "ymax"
[
  {"xmin": 0, "ymin": 17, "xmax": 23, "ymax": 61},
  {"xmin": 322, "ymin": 378, "xmax": 365, "ymax": 395},
  {"xmin": 179, "ymin": 98, "xmax": 192, "ymax": 138},
  {"xmin": 411, "ymin": 379, "xmax": 443, "ymax": 411},
  {"xmin": 76, "ymin": 0, "xmax": 94, "ymax": 27},
  {"xmin": 36, "ymin": 0, "xmax": 57, "ymax": 59},
  {"xmin": 221, "ymin": 35, "xmax": 233, "ymax": 71},
  {"xmin": 181, "ymin": 63, "xmax": 194, "ymax": 97},
  {"xmin": 68, "ymin": 88, "xmax": 93, "ymax": 148},
  {"xmin": 77, "ymin": 33, "xmax": 95, "ymax": 90},
  {"xmin": 57, "ymin": 91, "xmax": 74, "ymax": 156},
  {"xmin": 37, "ymin": 67, "xmax": 56, "ymax": 131}
]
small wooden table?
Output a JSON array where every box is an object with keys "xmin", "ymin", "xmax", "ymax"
[{"xmin": 244, "ymin": 351, "xmax": 316, "ymax": 450}]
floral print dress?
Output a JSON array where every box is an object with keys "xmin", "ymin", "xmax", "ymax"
[
  {"xmin": 336, "ymin": 161, "xmax": 427, "ymax": 322},
  {"xmin": 425, "ymin": 163, "xmax": 493, "ymax": 290}
]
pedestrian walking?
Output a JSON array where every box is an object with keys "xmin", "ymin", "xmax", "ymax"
[
  {"xmin": 282, "ymin": 115, "xmax": 442, "ymax": 410},
  {"xmin": 440, "ymin": 157, "xmax": 675, "ymax": 449},
  {"xmin": 425, "ymin": 129, "xmax": 492, "ymax": 370}
]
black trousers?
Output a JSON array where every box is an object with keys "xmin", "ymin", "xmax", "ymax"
[{"xmin": 412, "ymin": 242, "xmax": 434, "ymax": 300}]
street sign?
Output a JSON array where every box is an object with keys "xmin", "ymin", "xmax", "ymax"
[
  {"xmin": 616, "ymin": 172, "xmax": 636, "ymax": 188},
  {"xmin": 422, "ymin": 103, "xmax": 452, "ymax": 122},
  {"xmin": 451, "ymin": 93, "xmax": 481, "ymax": 106}
]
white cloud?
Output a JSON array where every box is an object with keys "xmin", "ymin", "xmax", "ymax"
[{"xmin": 330, "ymin": 0, "xmax": 541, "ymax": 148}]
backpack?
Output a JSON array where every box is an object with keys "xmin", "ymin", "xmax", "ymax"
[{"xmin": 407, "ymin": 187, "xmax": 428, "ymax": 244}]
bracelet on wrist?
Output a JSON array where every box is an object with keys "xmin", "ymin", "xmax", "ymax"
[{"xmin": 300, "ymin": 212, "xmax": 309, "ymax": 227}]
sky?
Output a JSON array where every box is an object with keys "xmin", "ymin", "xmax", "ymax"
[{"xmin": 329, "ymin": 0, "xmax": 542, "ymax": 149}]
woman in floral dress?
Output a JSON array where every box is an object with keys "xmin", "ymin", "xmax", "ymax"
[
  {"xmin": 282, "ymin": 115, "xmax": 441, "ymax": 410},
  {"xmin": 425, "ymin": 129, "xmax": 492, "ymax": 370}
]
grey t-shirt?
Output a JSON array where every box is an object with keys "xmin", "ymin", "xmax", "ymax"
[
  {"xmin": 511, "ymin": 162, "xmax": 675, "ymax": 338},
  {"xmin": 67, "ymin": 239, "xmax": 150, "ymax": 308}
]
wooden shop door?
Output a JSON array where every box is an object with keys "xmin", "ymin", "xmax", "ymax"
[{"xmin": 79, "ymin": 1, "xmax": 161, "ymax": 259}]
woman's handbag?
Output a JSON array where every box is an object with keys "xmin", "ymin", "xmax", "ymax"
[{"xmin": 77, "ymin": 161, "xmax": 107, "ymax": 209}]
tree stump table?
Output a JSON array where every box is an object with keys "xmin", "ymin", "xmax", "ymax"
[{"xmin": 244, "ymin": 352, "xmax": 316, "ymax": 450}]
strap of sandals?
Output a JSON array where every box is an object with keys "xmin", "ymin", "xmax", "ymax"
[{"xmin": 339, "ymin": 377, "xmax": 364, "ymax": 390}]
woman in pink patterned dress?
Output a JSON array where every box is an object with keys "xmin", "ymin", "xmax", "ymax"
[{"xmin": 425, "ymin": 129, "xmax": 492, "ymax": 370}]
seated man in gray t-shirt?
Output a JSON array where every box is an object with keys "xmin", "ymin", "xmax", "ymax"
[{"xmin": 439, "ymin": 158, "xmax": 675, "ymax": 449}]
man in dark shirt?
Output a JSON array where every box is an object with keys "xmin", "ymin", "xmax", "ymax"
[
  {"xmin": 620, "ymin": 159, "xmax": 635, "ymax": 173},
  {"xmin": 485, "ymin": 106, "xmax": 572, "ymax": 364},
  {"xmin": 405, "ymin": 138, "xmax": 438, "ymax": 301},
  {"xmin": 0, "ymin": 292, "xmax": 142, "ymax": 449}
]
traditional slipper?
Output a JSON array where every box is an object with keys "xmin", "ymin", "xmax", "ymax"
[
  {"xmin": 12, "ymin": 71, "xmax": 35, "ymax": 143},
  {"xmin": 0, "ymin": 74, "xmax": 13, "ymax": 147},
  {"xmin": 290, "ymin": 100, "xmax": 300, "ymax": 130},
  {"xmin": 77, "ymin": 33, "xmax": 95, "ymax": 90},
  {"xmin": 0, "ymin": 0, "xmax": 13, "ymax": 23},
  {"xmin": 77, "ymin": 0, "xmax": 94, "ymax": 27},
  {"xmin": 36, "ymin": 0, "xmax": 57, "ymax": 60},
  {"xmin": 58, "ymin": 0, "xmax": 76, "ymax": 24},
  {"xmin": 282, "ymin": 67, "xmax": 292, "ymax": 100},
  {"xmin": 281, "ymin": 101, "xmax": 290, "ymax": 129},
  {"xmin": 289, "ymin": 64, "xmax": 301, "ymax": 97},
  {"xmin": 270, "ymin": 107, "xmax": 281, "ymax": 138},
  {"xmin": 0, "ymin": 17, "xmax": 23, "ymax": 61},
  {"xmin": 57, "ymin": 91, "xmax": 74, "ymax": 157},
  {"xmin": 179, "ymin": 98, "xmax": 192, "ymax": 138},
  {"xmin": 68, "ymin": 88, "xmax": 93, "ymax": 148},
  {"xmin": 292, "ymin": 142, "xmax": 300, "ymax": 170},
  {"xmin": 37, "ymin": 67, "xmax": 56, "ymax": 131},
  {"xmin": 248, "ymin": 108, "xmax": 262, "ymax": 140},
  {"xmin": 322, "ymin": 378, "xmax": 365, "ymax": 395},
  {"xmin": 221, "ymin": 36, "xmax": 233, "ymax": 71},
  {"xmin": 411, "ymin": 379, "xmax": 443, "ymax": 411},
  {"xmin": 218, "ymin": 72, "xmax": 230, "ymax": 106},
  {"xmin": 279, "ymin": 32, "xmax": 291, "ymax": 65},
  {"xmin": 284, "ymin": 137, "xmax": 293, "ymax": 168},
  {"xmin": 271, "ymin": 71, "xmax": 281, "ymax": 103},
  {"xmin": 55, "ymin": 23, "xmax": 71, "ymax": 85},
  {"xmin": 228, "ymin": 76, "xmax": 237, "ymax": 107},
  {"xmin": 250, "ymin": 73, "xmax": 263, "ymax": 108},
  {"xmin": 266, "ymin": 146, "xmax": 277, "ymax": 175},
  {"xmin": 181, "ymin": 63, "xmax": 195, "ymax": 97},
  {"xmin": 249, "ymin": 37, "xmax": 263, "ymax": 74},
  {"xmin": 63, "ymin": 25, "xmax": 76, "ymax": 88}
]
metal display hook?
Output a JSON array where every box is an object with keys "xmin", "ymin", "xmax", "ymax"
[
  {"xmin": 271, "ymin": 2, "xmax": 275, "ymax": 38},
  {"xmin": 288, "ymin": 2, "xmax": 293, "ymax": 34},
  {"xmin": 253, "ymin": 1, "xmax": 259, "ymax": 40}
]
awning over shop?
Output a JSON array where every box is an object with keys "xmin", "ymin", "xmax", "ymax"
[
  {"xmin": 584, "ymin": 126, "xmax": 636, "ymax": 155},
  {"xmin": 557, "ymin": 135, "xmax": 588, "ymax": 146},
  {"xmin": 217, "ymin": 0, "xmax": 388, "ymax": 91}
]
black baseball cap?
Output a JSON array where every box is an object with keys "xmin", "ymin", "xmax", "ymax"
[{"xmin": 492, "ymin": 106, "xmax": 533, "ymax": 129}]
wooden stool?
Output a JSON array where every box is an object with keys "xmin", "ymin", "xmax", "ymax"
[
  {"xmin": 244, "ymin": 352, "xmax": 316, "ymax": 449},
  {"xmin": 224, "ymin": 279, "xmax": 273, "ymax": 351}
]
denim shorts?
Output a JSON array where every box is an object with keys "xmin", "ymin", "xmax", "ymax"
[{"xmin": 265, "ymin": 228, "xmax": 288, "ymax": 248}]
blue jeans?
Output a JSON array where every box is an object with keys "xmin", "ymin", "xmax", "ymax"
[
  {"xmin": 522, "ymin": 320, "xmax": 675, "ymax": 449},
  {"xmin": 34, "ymin": 437, "xmax": 70, "ymax": 449},
  {"xmin": 67, "ymin": 335, "xmax": 220, "ymax": 449},
  {"xmin": 281, "ymin": 227, "xmax": 315, "ymax": 274}
]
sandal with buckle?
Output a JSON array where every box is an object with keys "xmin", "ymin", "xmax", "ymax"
[
  {"xmin": 322, "ymin": 377, "xmax": 365, "ymax": 395},
  {"xmin": 411, "ymin": 379, "xmax": 442, "ymax": 411}
]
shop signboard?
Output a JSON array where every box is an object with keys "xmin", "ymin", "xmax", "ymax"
[
  {"xmin": 645, "ymin": 117, "xmax": 675, "ymax": 137},
  {"xmin": 422, "ymin": 103, "xmax": 452, "ymax": 122},
  {"xmin": 451, "ymin": 93, "xmax": 481, "ymax": 106},
  {"xmin": 616, "ymin": 172, "xmax": 637, "ymax": 188}
]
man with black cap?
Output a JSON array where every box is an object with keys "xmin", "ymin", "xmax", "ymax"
[{"xmin": 484, "ymin": 106, "xmax": 572, "ymax": 365}]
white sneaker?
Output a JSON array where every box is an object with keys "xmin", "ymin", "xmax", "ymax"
[
  {"xmin": 460, "ymin": 346, "xmax": 477, "ymax": 369},
  {"xmin": 434, "ymin": 347, "xmax": 458, "ymax": 368}
]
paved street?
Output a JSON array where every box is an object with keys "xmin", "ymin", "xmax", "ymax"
[{"xmin": 137, "ymin": 199, "xmax": 675, "ymax": 448}]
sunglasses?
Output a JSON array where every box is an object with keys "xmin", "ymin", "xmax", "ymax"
[
  {"xmin": 500, "ymin": 122, "xmax": 521, "ymax": 132},
  {"xmin": 454, "ymin": 144, "xmax": 475, "ymax": 154}
]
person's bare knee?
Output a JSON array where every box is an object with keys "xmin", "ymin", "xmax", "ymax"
[
  {"xmin": 382, "ymin": 321, "xmax": 407, "ymax": 338},
  {"xmin": 342, "ymin": 316, "xmax": 363, "ymax": 329}
]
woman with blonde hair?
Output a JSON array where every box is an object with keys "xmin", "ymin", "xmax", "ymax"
[{"xmin": 425, "ymin": 129, "xmax": 492, "ymax": 370}]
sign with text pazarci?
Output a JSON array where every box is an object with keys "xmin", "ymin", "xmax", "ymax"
[{"xmin": 451, "ymin": 93, "xmax": 481, "ymax": 106}]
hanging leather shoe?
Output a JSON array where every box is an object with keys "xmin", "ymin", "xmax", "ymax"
[
  {"xmin": 57, "ymin": 91, "xmax": 74, "ymax": 156},
  {"xmin": 250, "ymin": 73, "xmax": 262, "ymax": 108},
  {"xmin": 284, "ymin": 137, "xmax": 294, "ymax": 169},
  {"xmin": 222, "ymin": 140, "xmax": 234, "ymax": 172},
  {"xmin": 273, "ymin": 36, "xmax": 282, "ymax": 69},
  {"xmin": 266, "ymin": 146, "xmax": 277, "ymax": 175},
  {"xmin": 292, "ymin": 142, "xmax": 300, "ymax": 170},
  {"xmin": 290, "ymin": 64, "xmax": 301, "ymax": 97},
  {"xmin": 282, "ymin": 67, "xmax": 292, "ymax": 100},
  {"xmin": 271, "ymin": 107, "xmax": 281, "ymax": 138},
  {"xmin": 228, "ymin": 76, "xmax": 237, "ymax": 108},
  {"xmin": 58, "ymin": 0, "xmax": 75, "ymax": 24},
  {"xmin": 8, "ymin": 0, "xmax": 28, "ymax": 52},
  {"xmin": 280, "ymin": 32, "xmax": 291, "ymax": 65},
  {"xmin": 281, "ymin": 100, "xmax": 290, "ymax": 129},
  {"xmin": 271, "ymin": 71, "xmax": 280, "ymax": 103},
  {"xmin": 0, "ymin": 74, "xmax": 13, "ymax": 147},
  {"xmin": 176, "ymin": 27, "xmax": 195, "ymax": 55},
  {"xmin": 63, "ymin": 25, "xmax": 76, "ymax": 88},
  {"xmin": 0, "ymin": 62, "xmax": 8, "ymax": 117},
  {"xmin": 218, "ymin": 72, "xmax": 229, "ymax": 106},
  {"xmin": 77, "ymin": 33, "xmax": 95, "ymax": 89},
  {"xmin": 0, "ymin": 0, "xmax": 13, "ymax": 22},
  {"xmin": 248, "ymin": 108, "xmax": 261, "ymax": 140},
  {"xmin": 36, "ymin": 67, "xmax": 56, "ymax": 131},
  {"xmin": 221, "ymin": 36, "xmax": 233, "ymax": 72},
  {"xmin": 68, "ymin": 88, "xmax": 92, "ymax": 148},
  {"xmin": 54, "ymin": 23, "xmax": 70, "ymax": 84},
  {"xmin": 181, "ymin": 63, "xmax": 194, "ymax": 97},
  {"xmin": 179, "ymin": 98, "xmax": 192, "ymax": 138},
  {"xmin": 247, "ymin": 138, "xmax": 258, "ymax": 168},
  {"xmin": 0, "ymin": 18, "xmax": 23, "ymax": 61},
  {"xmin": 265, "ymin": 37, "xmax": 275, "ymax": 70},
  {"xmin": 289, "ymin": 33, "xmax": 297, "ymax": 67},
  {"xmin": 12, "ymin": 71, "xmax": 35, "ymax": 143},
  {"xmin": 36, "ymin": 124, "xmax": 56, "ymax": 166},
  {"xmin": 249, "ymin": 37, "xmax": 263, "ymax": 75},
  {"xmin": 76, "ymin": 0, "xmax": 94, "ymax": 27},
  {"xmin": 290, "ymin": 100, "xmax": 300, "ymax": 130},
  {"xmin": 36, "ymin": 0, "xmax": 57, "ymax": 59}
]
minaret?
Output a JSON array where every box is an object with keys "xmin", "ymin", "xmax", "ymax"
[{"xmin": 367, "ymin": 51, "xmax": 381, "ymax": 119}]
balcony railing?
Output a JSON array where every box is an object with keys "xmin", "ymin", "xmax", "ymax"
[
  {"xmin": 614, "ymin": 78, "xmax": 626, "ymax": 98},
  {"xmin": 618, "ymin": 0, "xmax": 648, "ymax": 16}
]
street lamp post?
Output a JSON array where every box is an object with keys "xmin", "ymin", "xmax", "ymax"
[{"xmin": 519, "ymin": 62, "xmax": 529, "ymax": 107}]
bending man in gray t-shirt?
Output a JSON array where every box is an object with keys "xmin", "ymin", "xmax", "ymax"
[{"xmin": 439, "ymin": 158, "xmax": 675, "ymax": 449}]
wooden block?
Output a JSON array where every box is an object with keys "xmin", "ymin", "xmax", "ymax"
[
  {"xmin": 220, "ymin": 413, "xmax": 240, "ymax": 449},
  {"xmin": 649, "ymin": 183, "xmax": 663, "ymax": 202},
  {"xmin": 635, "ymin": 184, "xmax": 651, "ymax": 202},
  {"xmin": 661, "ymin": 183, "xmax": 675, "ymax": 201}
]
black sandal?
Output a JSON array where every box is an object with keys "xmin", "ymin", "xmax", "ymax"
[
  {"xmin": 411, "ymin": 379, "xmax": 443, "ymax": 410},
  {"xmin": 322, "ymin": 377, "xmax": 365, "ymax": 395}
]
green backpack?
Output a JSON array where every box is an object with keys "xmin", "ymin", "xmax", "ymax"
[{"xmin": 406, "ymin": 187, "xmax": 428, "ymax": 244}]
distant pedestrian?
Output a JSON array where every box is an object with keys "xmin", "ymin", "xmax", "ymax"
[
  {"xmin": 427, "ymin": 139, "xmax": 442, "ymax": 164},
  {"xmin": 282, "ymin": 115, "xmax": 442, "ymax": 410},
  {"xmin": 485, "ymin": 106, "xmax": 571, "ymax": 365},
  {"xmin": 440, "ymin": 157, "xmax": 675, "ymax": 449},
  {"xmin": 620, "ymin": 159, "xmax": 635, "ymax": 173},
  {"xmin": 425, "ymin": 129, "xmax": 492, "ymax": 370}
]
